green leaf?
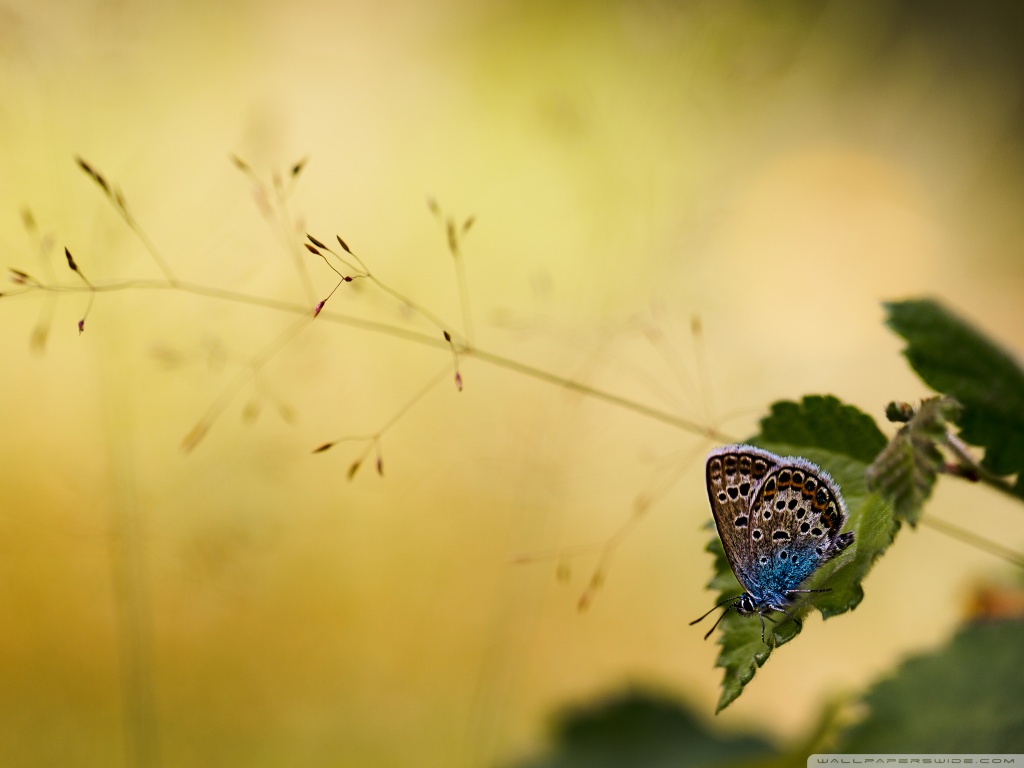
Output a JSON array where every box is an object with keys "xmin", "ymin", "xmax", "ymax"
[
  {"xmin": 514, "ymin": 688, "xmax": 776, "ymax": 768},
  {"xmin": 838, "ymin": 618, "xmax": 1024, "ymax": 752},
  {"xmin": 702, "ymin": 396, "xmax": 897, "ymax": 713},
  {"xmin": 865, "ymin": 396, "xmax": 962, "ymax": 526},
  {"xmin": 885, "ymin": 299, "xmax": 1024, "ymax": 497},
  {"xmin": 759, "ymin": 395, "xmax": 888, "ymax": 464}
]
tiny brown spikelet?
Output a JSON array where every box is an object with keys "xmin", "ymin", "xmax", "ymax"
[
  {"xmin": 446, "ymin": 218, "xmax": 458, "ymax": 254},
  {"xmin": 181, "ymin": 421, "xmax": 211, "ymax": 453},
  {"xmin": 76, "ymin": 156, "xmax": 110, "ymax": 194}
]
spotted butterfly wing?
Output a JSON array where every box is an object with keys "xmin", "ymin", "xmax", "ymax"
[
  {"xmin": 743, "ymin": 452, "xmax": 853, "ymax": 606},
  {"xmin": 705, "ymin": 445, "xmax": 780, "ymax": 596}
]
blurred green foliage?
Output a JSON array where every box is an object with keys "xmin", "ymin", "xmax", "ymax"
[
  {"xmin": 838, "ymin": 618, "xmax": 1024, "ymax": 752},
  {"xmin": 512, "ymin": 689, "xmax": 775, "ymax": 768}
]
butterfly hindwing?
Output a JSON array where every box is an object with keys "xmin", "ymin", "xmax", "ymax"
[{"xmin": 745, "ymin": 458, "xmax": 851, "ymax": 601}]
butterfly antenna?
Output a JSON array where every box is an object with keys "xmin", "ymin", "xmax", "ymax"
[
  {"xmin": 702, "ymin": 607, "xmax": 733, "ymax": 640},
  {"xmin": 689, "ymin": 594, "xmax": 742, "ymax": 626},
  {"xmin": 690, "ymin": 594, "xmax": 743, "ymax": 640}
]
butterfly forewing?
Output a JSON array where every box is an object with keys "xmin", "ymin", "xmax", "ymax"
[{"xmin": 705, "ymin": 445, "xmax": 779, "ymax": 593}]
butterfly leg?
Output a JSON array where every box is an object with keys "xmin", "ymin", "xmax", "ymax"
[{"xmin": 774, "ymin": 605, "xmax": 802, "ymax": 632}]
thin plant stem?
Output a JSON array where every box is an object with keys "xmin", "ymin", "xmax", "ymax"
[{"xmin": 920, "ymin": 515, "xmax": 1024, "ymax": 568}]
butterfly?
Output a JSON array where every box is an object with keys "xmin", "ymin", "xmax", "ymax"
[{"xmin": 691, "ymin": 444, "xmax": 854, "ymax": 643}]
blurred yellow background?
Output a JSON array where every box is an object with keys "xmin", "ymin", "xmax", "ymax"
[{"xmin": 1, "ymin": 1, "xmax": 1023, "ymax": 765}]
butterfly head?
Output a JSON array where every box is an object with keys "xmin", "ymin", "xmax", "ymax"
[{"xmin": 732, "ymin": 593, "xmax": 758, "ymax": 616}]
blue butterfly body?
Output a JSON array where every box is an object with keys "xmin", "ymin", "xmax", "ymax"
[{"xmin": 694, "ymin": 444, "xmax": 854, "ymax": 642}]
